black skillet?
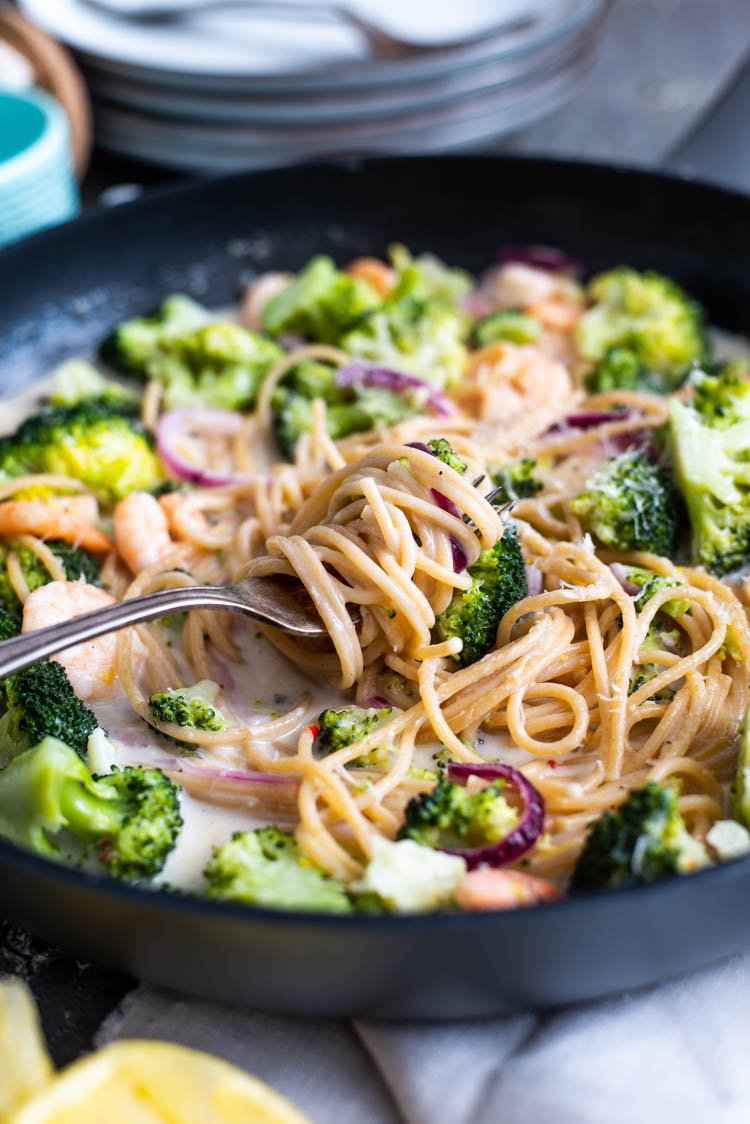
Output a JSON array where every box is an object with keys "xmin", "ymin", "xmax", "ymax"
[{"xmin": 2, "ymin": 64, "xmax": 750, "ymax": 1017}]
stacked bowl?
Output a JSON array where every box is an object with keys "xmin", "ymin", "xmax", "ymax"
[
  {"xmin": 18, "ymin": 0, "xmax": 611, "ymax": 173},
  {"xmin": 0, "ymin": 88, "xmax": 79, "ymax": 247}
]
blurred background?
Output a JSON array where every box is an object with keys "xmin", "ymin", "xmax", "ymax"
[{"xmin": 0, "ymin": 0, "xmax": 749, "ymax": 246}]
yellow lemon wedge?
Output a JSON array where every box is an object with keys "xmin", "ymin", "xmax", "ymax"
[
  {"xmin": 0, "ymin": 980, "xmax": 310, "ymax": 1124},
  {"xmin": 0, "ymin": 978, "xmax": 54, "ymax": 1120},
  {"xmin": 6, "ymin": 1040, "xmax": 312, "ymax": 1124}
]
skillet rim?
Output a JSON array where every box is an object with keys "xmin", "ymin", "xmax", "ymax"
[
  {"xmin": 2, "ymin": 150, "xmax": 750, "ymax": 270},
  {"xmin": 0, "ymin": 821, "xmax": 749, "ymax": 930},
  {"xmin": 1, "ymin": 151, "xmax": 750, "ymax": 934}
]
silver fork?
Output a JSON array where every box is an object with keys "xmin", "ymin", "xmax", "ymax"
[{"xmin": 0, "ymin": 574, "xmax": 339, "ymax": 680}]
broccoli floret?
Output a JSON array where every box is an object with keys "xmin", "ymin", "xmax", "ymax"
[
  {"xmin": 426, "ymin": 438, "xmax": 466, "ymax": 474},
  {"xmin": 0, "ymin": 607, "xmax": 17, "ymax": 642},
  {"xmin": 628, "ymin": 622, "xmax": 684, "ymax": 701},
  {"xmin": 0, "ymin": 615, "xmax": 97, "ymax": 763},
  {"xmin": 667, "ymin": 370, "xmax": 750, "ymax": 573},
  {"xmin": 271, "ymin": 390, "xmax": 315, "ymax": 460},
  {"xmin": 571, "ymin": 782, "xmax": 708, "ymax": 890},
  {"xmin": 0, "ymin": 540, "xmax": 100, "ymax": 619},
  {"xmin": 342, "ymin": 263, "xmax": 470, "ymax": 388},
  {"xmin": 0, "ymin": 609, "xmax": 19, "ymax": 709},
  {"xmin": 624, "ymin": 566, "xmax": 689, "ymax": 616},
  {"xmin": 0, "ymin": 609, "xmax": 18, "ymax": 710},
  {"xmin": 489, "ymin": 457, "xmax": 544, "ymax": 504},
  {"xmin": 106, "ymin": 295, "xmax": 283, "ymax": 411},
  {"xmin": 352, "ymin": 834, "xmax": 466, "ymax": 912},
  {"xmin": 316, "ymin": 706, "xmax": 393, "ymax": 755},
  {"xmin": 628, "ymin": 665, "xmax": 673, "ymax": 702},
  {"xmin": 576, "ymin": 268, "xmax": 709, "ymax": 393},
  {"xmin": 204, "ymin": 827, "xmax": 352, "ymax": 912},
  {"xmin": 105, "ymin": 294, "xmax": 209, "ymax": 367},
  {"xmin": 584, "ymin": 346, "xmax": 647, "ymax": 393},
  {"xmin": 48, "ymin": 360, "xmax": 138, "ymax": 409},
  {"xmin": 0, "ymin": 736, "xmax": 181, "ymax": 881},
  {"xmin": 347, "ymin": 889, "xmax": 387, "ymax": 914},
  {"xmin": 149, "ymin": 681, "xmax": 228, "ymax": 732},
  {"xmin": 270, "ymin": 360, "xmax": 416, "ymax": 459},
  {"xmin": 690, "ymin": 364, "xmax": 750, "ymax": 427},
  {"xmin": 262, "ymin": 256, "xmax": 380, "ymax": 344},
  {"xmin": 474, "ymin": 308, "xmax": 541, "ymax": 347},
  {"xmin": 570, "ymin": 450, "xmax": 678, "ymax": 556},
  {"xmin": 46, "ymin": 541, "xmax": 101, "ymax": 585},
  {"xmin": 263, "ymin": 251, "xmax": 470, "ymax": 387},
  {"xmin": 0, "ymin": 401, "xmax": 163, "ymax": 503},
  {"xmin": 387, "ymin": 244, "xmax": 473, "ymax": 303},
  {"xmin": 731, "ymin": 704, "xmax": 750, "ymax": 830},
  {"xmin": 397, "ymin": 776, "xmax": 517, "ymax": 850},
  {"xmin": 435, "ymin": 525, "xmax": 528, "ymax": 667},
  {"xmin": 375, "ymin": 667, "xmax": 416, "ymax": 707},
  {"xmin": 0, "ymin": 659, "xmax": 98, "ymax": 763}
]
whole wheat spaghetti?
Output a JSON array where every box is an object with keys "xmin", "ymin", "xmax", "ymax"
[{"xmin": 3, "ymin": 251, "xmax": 750, "ymax": 909}]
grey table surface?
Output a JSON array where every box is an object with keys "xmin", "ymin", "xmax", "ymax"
[{"xmin": 5, "ymin": 0, "xmax": 750, "ymax": 1068}]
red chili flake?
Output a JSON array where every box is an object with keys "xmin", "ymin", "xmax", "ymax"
[
  {"xmin": 547, "ymin": 759, "xmax": 558, "ymax": 768},
  {"xmin": 308, "ymin": 725, "xmax": 320, "ymax": 739}
]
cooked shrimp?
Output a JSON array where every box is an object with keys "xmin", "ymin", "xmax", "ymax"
[
  {"xmin": 487, "ymin": 263, "xmax": 560, "ymax": 308},
  {"xmin": 457, "ymin": 342, "xmax": 572, "ymax": 423},
  {"xmin": 22, "ymin": 580, "xmax": 120, "ymax": 701},
  {"xmin": 456, "ymin": 868, "xmax": 561, "ymax": 912},
  {"xmin": 240, "ymin": 271, "xmax": 292, "ymax": 332},
  {"xmin": 114, "ymin": 492, "xmax": 174, "ymax": 574},
  {"xmin": 528, "ymin": 296, "xmax": 584, "ymax": 332},
  {"xmin": 158, "ymin": 490, "xmax": 185, "ymax": 530},
  {"xmin": 484, "ymin": 262, "xmax": 577, "ymax": 308},
  {"xmin": 480, "ymin": 263, "xmax": 585, "ymax": 339},
  {"xmin": 344, "ymin": 257, "xmax": 396, "ymax": 297},
  {"xmin": 0, "ymin": 497, "xmax": 111, "ymax": 553}
]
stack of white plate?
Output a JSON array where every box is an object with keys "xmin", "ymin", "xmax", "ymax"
[{"xmin": 18, "ymin": 0, "xmax": 611, "ymax": 173}]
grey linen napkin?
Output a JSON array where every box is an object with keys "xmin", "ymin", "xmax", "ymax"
[{"xmin": 97, "ymin": 950, "xmax": 750, "ymax": 1124}]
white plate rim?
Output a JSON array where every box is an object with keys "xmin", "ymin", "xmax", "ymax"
[
  {"xmin": 18, "ymin": 0, "xmax": 606, "ymax": 84},
  {"xmin": 81, "ymin": 15, "xmax": 600, "ymax": 124}
]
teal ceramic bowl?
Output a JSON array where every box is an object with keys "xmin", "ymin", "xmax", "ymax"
[{"xmin": 0, "ymin": 88, "xmax": 79, "ymax": 248}]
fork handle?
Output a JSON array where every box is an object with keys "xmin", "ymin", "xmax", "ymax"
[{"xmin": 0, "ymin": 585, "xmax": 243, "ymax": 680}]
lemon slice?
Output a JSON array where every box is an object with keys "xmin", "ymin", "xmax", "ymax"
[
  {"xmin": 6, "ymin": 1040, "xmax": 312, "ymax": 1124},
  {"xmin": 0, "ymin": 979, "xmax": 54, "ymax": 1120}
]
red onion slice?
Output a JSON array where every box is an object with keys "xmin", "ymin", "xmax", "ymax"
[
  {"xmin": 449, "ymin": 539, "xmax": 469, "ymax": 573},
  {"xmin": 547, "ymin": 411, "xmax": 623, "ymax": 433},
  {"xmin": 406, "ymin": 442, "xmax": 467, "ymax": 572},
  {"xmin": 525, "ymin": 564, "xmax": 543, "ymax": 598},
  {"xmin": 207, "ymin": 649, "xmax": 236, "ymax": 692},
  {"xmin": 175, "ymin": 757, "xmax": 299, "ymax": 787},
  {"xmin": 609, "ymin": 562, "xmax": 639, "ymax": 595},
  {"xmin": 156, "ymin": 407, "xmax": 254, "ymax": 488},
  {"xmin": 444, "ymin": 762, "xmax": 545, "ymax": 869},
  {"xmin": 545, "ymin": 412, "xmax": 655, "ymax": 460},
  {"xmin": 545, "ymin": 411, "xmax": 653, "ymax": 456},
  {"xmin": 459, "ymin": 291, "xmax": 493, "ymax": 321},
  {"xmin": 336, "ymin": 364, "xmax": 454, "ymax": 417},
  {"xmin": 429, "ymin": 485, "xmax": 463, "ymax": 523},
  {"xmin": 496, "ymin": 245, "xmax": 582, "ymax": 276}
]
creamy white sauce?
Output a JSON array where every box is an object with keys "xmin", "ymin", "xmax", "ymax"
[{"xmin": 159, "ymin": 794, "xmax": 266, "ymax": 891}]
